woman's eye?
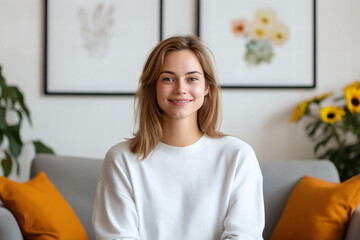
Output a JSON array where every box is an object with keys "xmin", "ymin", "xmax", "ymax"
[
  {"xmin": 189, "ymin": 78, "xmax": 198, "ymax": 82},
  {"xmin": 163, "ymin": 77, "xmax": 173, "ymax": 82}
]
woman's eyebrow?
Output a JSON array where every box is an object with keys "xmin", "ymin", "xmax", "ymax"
[
  {"xmin": 186, "ymin": 71, "xmax": 202, "ymax": 75},
  {"xmin": 160, "ymin": 70, "xmax": 203, "ymax": 75},
  {"xmin": 160, "ymin": 71, "xmax": 175, "ymax": 75}
]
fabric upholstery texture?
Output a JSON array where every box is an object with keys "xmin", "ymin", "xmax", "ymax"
[
  {"xmin": 0, "ymin": 207, "xmax": 23, "ymax": 239},
  {"xmin": 0, "ymin": 172, "xmax": 88, "ymax": 240},
  {"xmin": 271, "ymin": 174, "xmax": 360, "ymax": 240}
]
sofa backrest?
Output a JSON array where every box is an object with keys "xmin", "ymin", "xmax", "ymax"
[
  {"xmin": 31, "ymin": 155, "xmax": 340, "ymax": 240},
  {"xmin": 259, "ymin": 160, "xmax": 339, "ymax": 240},
  {"xmin": 31, "ymin": 154, "xmax": 103, "ymax": 240}
]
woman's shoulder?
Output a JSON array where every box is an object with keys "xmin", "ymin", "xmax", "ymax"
[
  {"xmin": 104, "ymin": 140, "xmax": 130, "ymax": 157},
  {"xmin": 107, "ymin": 140, "xmax": 132, "ymax": 154},
  {"xmin": 208, "ymin": 135, "xmax": 254, "ymax": 152},
  {"xmin": 103, "ymin": 140, "xmax": 137, "ymax": 165},
  {"xmin": 210, "ymin": 135, "xmax": 260, "ymax": 174}
]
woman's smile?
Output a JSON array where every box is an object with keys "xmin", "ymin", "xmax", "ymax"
[{"xmin": 169, "ymin": 99, "xmax": 193, "ymax": 106}]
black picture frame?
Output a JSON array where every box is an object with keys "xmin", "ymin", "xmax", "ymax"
[
  {"xmin": 197, "ymin": 0, "xmax": 316, "ymax": 89},
  {"xmin": 44, "ymin": 0, "xmax": 163, "ymax": 96}
]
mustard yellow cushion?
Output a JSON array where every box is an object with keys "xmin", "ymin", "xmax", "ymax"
[
  {"xmin": 271, "ymin": 174, "xmax": 360, "ymax": 240},
  {"xmin": 0, "ymin": 172, "xmax": 88, "ymax": 240}
]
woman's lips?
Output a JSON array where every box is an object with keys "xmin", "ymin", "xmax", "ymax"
[{"xmin": 169, "ymin": 99, "xmax": 192, "ymax": 106}]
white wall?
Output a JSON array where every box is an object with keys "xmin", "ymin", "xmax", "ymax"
[{"xmin": 1, "ymin": 0, "xmax": 360, "ymax": 181}]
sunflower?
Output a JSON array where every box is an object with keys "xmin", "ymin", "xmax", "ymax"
[
  {"xmin": 344, "ymin": 81, "xmax": 360, "ymax": 92},
  {"xmin": 319, "ymin": 106, "xmax": 345, "ymax": 124},
  {"xmin": 345, "ymin": 87, "xmax": 360, "ymax": 113},
  {"xmin": 290, "ymin": 100, "xmax": 309, "ymax": 122}
]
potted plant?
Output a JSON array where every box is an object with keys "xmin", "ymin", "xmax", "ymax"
[
  {"xmin": 290, "ymin": 81, "xmax": 360, "ymax": 181},
  {"xmin": 0, "ymin": 65, "xmax": 54, "ymax": 177}
]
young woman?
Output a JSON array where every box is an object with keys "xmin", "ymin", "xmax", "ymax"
[{"xmin": 92, "ymin": 36, "xmax": 265, "ymax": 240}]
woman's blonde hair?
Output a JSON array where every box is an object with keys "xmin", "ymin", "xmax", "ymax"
[{"xmin": 129, "ymin": 35, "xmax": 224, "ymax": 158}]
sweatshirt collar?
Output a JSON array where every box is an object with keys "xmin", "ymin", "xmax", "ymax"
[{"xmin": 156, "ymin": 134, "xmax": 209, "ymax": 154}]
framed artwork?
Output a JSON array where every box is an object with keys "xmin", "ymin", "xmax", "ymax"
[
  {"xmin": 44, "ymin": 0, "xmax": 163, "ymax": 95},
  {"xmin": 198, "ymin": 0, "xmax": 316, "ymax": 88}
]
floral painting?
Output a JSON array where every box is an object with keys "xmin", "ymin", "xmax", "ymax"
[
  {"xmin": 198, "ymin": 0, "xmax": 315, "ymax": 88},
  {"xmin": 231, "ymin": 9, "xmax": 289, "ymax": 65}
]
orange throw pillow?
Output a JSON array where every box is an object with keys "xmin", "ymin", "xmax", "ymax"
[
  {"xmin": 271, "ymin": 174, "xmax": 360, "ymax": 240},
  {"xmin": 0, "ymin": 172, "xmax": 88, "ymax": 240}
]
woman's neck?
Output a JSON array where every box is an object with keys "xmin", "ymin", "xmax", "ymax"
[{"xmin": 161, "ymin": 117, "xmax": 203, "ymax": 147}]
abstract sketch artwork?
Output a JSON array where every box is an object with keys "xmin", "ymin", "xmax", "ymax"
[
  {"xmin": 78, "ymin": 4, "xmax": 115, "ymax": 58},
  {"xmin": 45, "ymin": 0, "xmax": 162, "ymax": 95}
]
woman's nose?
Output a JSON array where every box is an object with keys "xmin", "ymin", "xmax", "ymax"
[{"xmin": 174, "ymin": 79, "xmax": 187, "ymax": 94}]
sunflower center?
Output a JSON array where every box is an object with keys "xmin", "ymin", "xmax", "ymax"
[
  {"xmin": 327, "ymin": 113, "xmax": 335, "ymax": 119},
  {"xmin": 262, "ymin": 18, "xmax": 268, "ymax": 24},
  {"xmin": 351, "ymin": 98, "xmax": 360, "ymax": 106}
]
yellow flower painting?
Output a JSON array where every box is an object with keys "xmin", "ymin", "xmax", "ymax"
[{"xmin": 232, "ymin": 8, "xmax": 290, "ymax": 65}]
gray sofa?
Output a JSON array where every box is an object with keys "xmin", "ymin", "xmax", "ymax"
[{"xmin": 1, "ymin": 154, "xmax": 360, "ymax": 240}]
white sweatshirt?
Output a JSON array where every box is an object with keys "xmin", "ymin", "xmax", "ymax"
[{"xmin": 92, "ymin": 135, "xmax": 264, "ymax": 240}]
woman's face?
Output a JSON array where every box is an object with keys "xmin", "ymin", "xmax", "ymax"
[{"xmin": 156, "ymin": 49, "xmax": 209, "ymax": 122}]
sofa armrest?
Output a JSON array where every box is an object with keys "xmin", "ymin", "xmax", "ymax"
[
  {"xmin": 0, "ymin": 207, "xmax": 23, "ymax": 240},
  {"xmin": 345, "ymin": 205, "xmax": 360, "ymax": 240}
]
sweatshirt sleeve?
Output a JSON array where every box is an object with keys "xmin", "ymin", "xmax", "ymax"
[
  {"xmin": 92, "ymin": 147, "xmax": 140, "ymax": 240},
  {"xmin": 221, "ymin": 144, "xmax": 265, "ymax": 240}
]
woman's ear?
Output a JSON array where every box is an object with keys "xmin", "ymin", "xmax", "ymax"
[{"xmin": 204, "ymin": 83, "xmax": 210, "ymax": 96}]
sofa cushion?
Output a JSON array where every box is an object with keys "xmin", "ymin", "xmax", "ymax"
[
  {"xmin": 270, "ymin": 174, "xmax": 360, "ymax": 240},
  {"xmin": 0, "ymin": 172, "xmax": 88, "ymax": 240}
]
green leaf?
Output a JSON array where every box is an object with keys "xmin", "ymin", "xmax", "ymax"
[
  {"xmin": 0, "ymin": 65, "xmax": 6, "ymax": 87},
  {"xmin": 2, "ymin": 86, "xmax": 17, "ymax": 106},
  {"xmin": 334, "ymin": 96, "xmax": 345, "ymax": 102},
  {"xmin": 317, "ymin": 148, "xmax": 336, "ymax": 159},
  {"xmin": 14, "ymin": 87, "xmax": 31, "ymax": 124},
  {"xmin": 0, "ymin": 107, "xmax": 7, "ymax": 131},
  {"xmin": 306, "ymin": 120, "xmax": 322, "ymax": 138},
  {"xmin": 0, "ymin": 130, "xmax": 4, "ymax": 146},
  {"xmin": 323, "ymin": 124, "xmax": 331, "ymax": 135},
  {"xmin": 314, "ymin": 133, "xmax": 334, "ymax": 153},
  {"xmin": 5, "ymin": 124, "xmax": 23, "ymax": 158},
  {"xmin": 1, "ymin": 86, "xmax": 31, "ymax": 124},
  {"xmin": 32, "ymin": 141, "xmax": 55, "ymax": 155},
  {"xmin": 305, "ymin": 121, "xmax": 317, "ymax": 131},
  {"xmin": 15, "ymin": 109, "xmax": 23, "ymax": 126},
  {"xmin": 1, "ymin": 151, "xmax": 12, "ymax": 177}
]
